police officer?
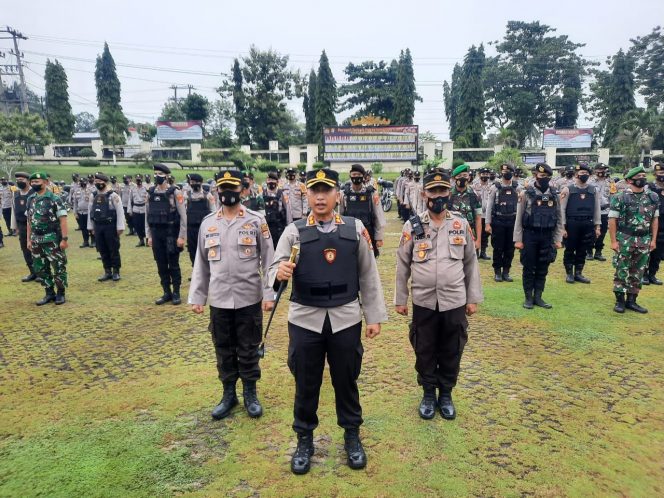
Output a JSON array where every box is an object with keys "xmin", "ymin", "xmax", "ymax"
[
  {"xmin": 189, "ymin": 170, "xmax": 275, "ymax": 420},
  {"xmin": 485, "ymin": 164, "xmax": 521, "ymax": 282},
  {"xmin": 263, "ymin": 171, "xmax": 291, "ymax": 248},
  {"xmin": 9, "ymin": 172, "xmax": 36, "ymax": 281},
  {"xmin": 145, "ymin": 164, "xmax": 187, "ymax": 305},
  {"xmin": 185, "ymin": 173, "xmax": 216, "ymax": 266},
  {"xmin": 398, "ymin": 169, "xmax": 413, "ymax": 221},
  {"xmin": 120, "ymin": 175, "xmax": 135, "ymax": 235},
  {"xmin": 128, "ymin": 174, "xmax": 149, "ymax": 247},
  {"xmin": 283, "ymin": 167, "xmax": 308, "ymax": 221},
  {"xmin": 559, "ymin": 163, "xmax": 601, "ymax": 284},
  {"xmin": 513, "ymin": 163, "xmax": 564, "ymax": 309},
  {"xmin": 68, "ymin": 173, "xmax": 80, "ymax": 212},
  {"xmin": 450, "ymin": 164, "xmax": 483, "ymax": 253},
  {"xmin": 241, "ymin": 178, "xmax": 265, "ymax": 214},
  {"xmin": 394, "ymin": 170, "xmax": 406, "ymax": 221},
  {"xmin": 395, "ymin": 171, "xmax": 483, "ymax": 421},
  {"xmin": 88, "ymin": 173, "xmax": 125, "ymax": 281},
  {"xmin": 405, "ymin": 170, "xmax": 424, "ymax": 218},
  {"xmin": 72, "ymin": 176, "xmax": 95, "ymax": 248},
  {"xmin": 339, "ymin": 164, "xmax": 386, "ymax": 258},
  {"xmin": 609, "ymin": 166, "xmax": 659, "ymax": 313},
  {"xmin": 473, "ymin": 167, "xmax": 493, "ymax": 260},
  {"xmin": 553, "ymin": 165, "xmax": 575, "ymax": 191},
  {"xmin": 26, "ymin": 172, "xmax": 69, "ymax": 305},
  {"xmin": 588, "ymin": 163, "xmax": 613, "ymax": 261},
  {"xmin": 0, "ymin": 176, "xmax": 15, "ymax": 236},
  {"xmin": 643, "ymin": 163, "xmax": 664, "ymax": 285},
  {"xmin": 268, "ymin": 168, "xmax": 387, "ymax": 475}
]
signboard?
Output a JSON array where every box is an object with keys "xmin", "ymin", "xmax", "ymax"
[
  {"xmin": 542, "ymin": 129, "xmax": 592, "ymax": 149},
  {"xmin": 323, "ymin": 125, "xmax": 418, "ymax": 162},
  {"xmin": 156, "ymin": 121, "xmax": 203, "ymax": 141},
  {"xmin": 268, "ymin": 140, "xmax": 279, "ymax": 152},
  {"xmin": 523, "ymin": 154, "xmax": 546, "ymax": 164}
]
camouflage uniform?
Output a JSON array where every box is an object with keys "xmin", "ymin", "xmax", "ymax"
[
  {"xmin": 449, "ymin": 186, "xmax": 482, "ymax": 238},
  {"xmin": 28, "ymin": 190, "xmax": 68, "ymax": 290}
]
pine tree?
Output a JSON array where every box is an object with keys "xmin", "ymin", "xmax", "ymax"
[
  {"xmin": 314, "ymin": 50, "xmax": 337, "ymax": 143},
  {"xmin": 94, "ymin": 43, "xmax": 127, "ymax": 145},
  {"xmin": 394, "ymin": 49, "xmax": 418, "ymax": 125},
  {"xmin": 456, "ymin": 45, "xmax": 486, "ymax": 147},
  {"xmin": 231, "ymin": 58, "xmax": 251, "ymax": 145},
  {"xmin": 603, "ymin": 49, "xmax": 636, "ymax": 146},
  {"xmin": 443, "ymin": 63, "xmax": 462, "ymax": 141},
  {"xmin": 304, "ymin": 69, "xmax": 317, "ymax": 143},
  {"xmin": 44, "ymin": 59, "xmax": 75, "ymax": 142},
  {"xmin": 555, "ymin": 62, "xmax": 582, "ymax": 128}
]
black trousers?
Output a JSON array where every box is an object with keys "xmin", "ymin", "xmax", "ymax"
[
  {"xmin": 76, "ymin": 213, "xmax": 91, "ymax": 244},
  {"xmin": 592, "ymin": 214, "xmax": 609, "ymax": 253},
  {"xmin": 132, "ymin": 212, "xmax": 146, "ymax": 239},
  {"xmin": 123, "ymin": 207, "xmax": 133, "ymax": 231},
  {"xmin": 209, "ymin": 302, "xmax": 262, "ymax": 383},
  {"xmin": 410, "ymin": 304, "xmax": 468, "ymax": 392},
  {"xmin": 2, "ymin": 207, "xmax": 11, "ymax": 233},
  {"xmin": 95, "ymin": 223, "xmax": 121, "ymax": 270},
  {"xmin": 150, "ymin": 225, "xmax": 182, "ymax": 290},
  {"xmin": 563, "ymin": 220, "xmax": 594, "ymax": 268},
  {"xmin": 267, "ymin": 221, "xmax": 284, "ymax": 249},
  {"xmin": 288, "ymin": 316, "xmax": 363, "ymax": 433},
  {"xmin": 480, "ymin": 218, "xmax": 490, "ymax": 252},
  {"xmin": 187, "ymin": 224, "xmax": 201, "ymax": 265},
  {"xmin": 491, "ymin": 219, "xmax": 515, "ymax": 272},
  {"xmin": 521, "ymin": 228, "xmax": 556, "ymax": 293},
  {"xmin": 17, "ymin": 222, "xmax": 33, "ymax": 272},
  {"xmin": 648, "ymin": 226, "xmax": 664, "ymax": 277}
]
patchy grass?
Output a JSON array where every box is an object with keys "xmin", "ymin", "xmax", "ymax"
[{"xmin": 0, "ymin": 210, "xmax": 663, "ymax": 497}]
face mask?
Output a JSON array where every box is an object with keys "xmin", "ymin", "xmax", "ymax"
[
  {"xmin": 155, "ymin": 176, "xmax": 166, "ymax": 185},
  {"xmin": 537, "ymin": 178, "xmax": 551, "ymax": 191},
  {"xmin": 124, "ymin": 180, "xmax": 129, "ymax": 185},
  {"xmin": 80, "ymin": 181, "xmax": 87, "ymax": 188},
  {"xmin": 565, "ymin": 172, "xmax": 574, "ymax": 178},
  {"xmin": 456, "ymin": 178, "xmax": 468, "ymax": 189},
  {"xmin": 192, "ymin": 184, "xmax": 201, "ymax": 191},
  {"xmin": 287, "ymin": 174, "xmax": 295, "ymax": 181},
  {"xmin": 351, "ymin": 177, "xmax": 364, "ymax": 185},
  {"xmin": 267, "ymin": 182, "xmax": 277, "ymax": 189},
  {"xmin": 220, "ymin": 190, "xmax": 240, "ymax": 206},
  {"xmin": 427, "ymin": 195, "xmax": 449, "ymax": 214},
  {"xmin": 631, "ymin": 178, "xmax": 647, "ymax": 189},
  {"xmin": 95, "ymin": 183, "xmax": 106, "ymax": 191},
  {"xmin": 16, "ymin": 181, "xmax": 27, "ymax": 189},
  {"xmin": 31, "ymin": 184, "xmax": 43, "ymax": 193},
  {"xmin": 480, "ymin": 176, "xmax": 490, "ymax": 182},
  {"xmin": 502, "ymin": 172, "xmax": 513, "ymax": 180},
  {"xmin": 578, "ymin": 174, "xmax": 590, "ymax": 183},
  {"xmin": 656, "ymin": 175, "xmax": 664, "ymax": 183},
  {"xmin": 136, "ymin": 180, "xmax": 142, "ymax": 186},
  {"xmin": 1, "ymin": 181, "xmax": 7, "ymax": 186}
]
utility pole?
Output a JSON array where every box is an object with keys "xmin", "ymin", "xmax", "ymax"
[
  {"xmin": 169, "ymin": 84, "xmax": 195, "ymax": 104},
  {"xmin": 1, "ymin": 26, "xmax": 28, "ymax": 113}
]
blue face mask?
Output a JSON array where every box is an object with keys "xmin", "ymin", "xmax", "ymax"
[{"xmin": 427, "ymin": 195, "xmax": 449, "ymax": 214}]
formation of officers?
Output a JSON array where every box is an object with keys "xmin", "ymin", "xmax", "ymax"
[{"xmin": 1, "ymin": 159, "xmax": 661, "ymax": 475}]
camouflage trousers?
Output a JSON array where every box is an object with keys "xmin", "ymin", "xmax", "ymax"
[
  {"xmin": 32, "ymin": 241, "xmax": 68, "ymax": 290},
  {"xmin": 612, "ymin": 233, "xmax": 650, "ymax": 294}
]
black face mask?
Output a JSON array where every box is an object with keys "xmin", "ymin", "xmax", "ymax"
[
  {"xmin": 455, "ymin": 178, "xmax": 468, "ymax": 189},
  {"xmin": 502, "ymin": 172, "xmax": 513, "ymax": 180},
  {"xmin": 656, "ymin": 175, "xmax": 664, "ymax": 183},
  {"xmin": 267, "ymin": 183, "xmax": 277, "ymax": 189},
  {"xmin": 16, "ymin": 181, "xmax": 27, "ymax": 189},
  {"xmin": 565, "ymin": 172, "xmax": 574, "ymax": 178},
  {"xmin": 578, "ymin": 174, "xmax": 590, "ymax": 183},
  {"xmin": 155, "ymin": 176, "xmax": 166, "ymax": 185},
  {"xmin": 31, "ymin": 184, "xmax": 43, "ymax": 194},
  {"xmin": 287, "ymin": 175, "xmax": 296, "ymax": 181},
  {"xmin": 95, "ymin": 183, "xmax": 106, "ymax": 191},
  {"xmin": 191, "ymin": 184, "xmax": 201, "ymax": 191},
  {"xmin": 631, "ymin": 178, "xmax": 647, "ymax": 189},
  {"xmin": 480, "ymin": 176, "xmax": 490, "ymax": 182},
  {"xmin": 537, "ymin": 178, "xmax": 551, "ymax": 191},
  {"xmin": 124, "ymin": 180, "xmax": 129, "ymax": 185},
  {"xmin": 80, "ymin": 181, "xmax": 87, "ymax": 188},
  {"xmin": 351, "ymin": 177, "xmax": 364, "ymax": 185},
  {"xmin": 427, "ymin": 195, "xmax": 449, "ymax": 214},
  {"xmin": 136, "ymin": 180, "xmax": 142, "ymax": 186},
  {"xmin": 220, "ymin": 189, "xmax": 240, "ymax": 206},
  {"xmin": 1, "ymin": 181, "xmax": 7, "ymax": 186}
]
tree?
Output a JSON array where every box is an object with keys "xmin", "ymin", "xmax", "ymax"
[
  {"xmin": 75, "ymin": 112, "xmax": 97, "ymax": 132},
  {"xmin": 486, "ymin": 147, "xmax": 525, "ymax": 171},
  {"xmin": 338, "ymin": 60, "xmax": 398, "ymax": 122},
  {"xmin": 229, "ymin": 58, "xmax": 251, "ymax": 146},
  {"xmin": 630, "ymin": 26, "xmax": 664, "ymax": 111},
  {"xmin": 443, "ymin": 64, "xmax": 461, "ymax": 139},
  {"xmin": 554, "ymin": 62, "xmax": 582, "ymax": 128},
  {"xmin": 456, "ymin": 45, "xmax": 486, "ymax": 147},
  {"xmin": 205, "ymin": 98, "xmax": 235, "ymax": 148},
  {"xmin": 303, "ymin": 69, "xmax": 317, "ymax": 143},
  {"xmin": 44, "ymin": 59, "xmax": 75, "ymax": 142},
  {"xmin": 314, "ymin": 50, "xmax": 337, "ymax": 143},
  {"xmin": 1, "ymin": 82, "xmax": 42, "ymax": 115},
  {"xmin": 95, "ymin": 43, "xmax": 128, "ymax": 145},
  {"xmin": 394, "ymin": 48, "xmax": 420, "ymax": 125},
  {"xmin": 182, "ymin": 93, "xmax": 210, "ymax": 122},
  {"xmin": 619, "ymin": 108, "xmax": 664, "ymax": 165},
  {"xmin": 0, "ymin": 112, "xmax": 52, "ymax": 154},
  {"xmin": 158, "ymin": 101, "xmax": 186, "ymax": 121},
  {"xmin": 96, "ymin": 107, "xmax": 128, "ymax": 165},
  {"xmin": 419, "ymin": 130, "xmax": 438, "ymax": 142}
]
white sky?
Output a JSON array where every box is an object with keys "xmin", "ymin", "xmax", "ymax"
[{"xmin": 2, "ymin": 0, "xmax": 663, "ymax": 139}]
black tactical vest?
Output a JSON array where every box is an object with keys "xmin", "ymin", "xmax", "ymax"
[
  {"xmin": 648, "ymin": 182, "xmax": 664, "ymax": 220},
  {"xmin": 264, "ymin": 189, "xmax": 285, "ymax": 224},
  {"xmin": 13, "ymin": 190, "xmax": 30, "ymax": 224},
  {"xmin": 566, "ymin": 185, "xmax": 595, "ymax": 222},
  {"xmin": 147, "ymin": 186, "xmax": 178, "ymax": 226},
  {"xmin": 492, "ymin": 181, "xmax": 518, "ymax": 220},
  {"xmin": 186, "ymin": 192, "xmax": 210, "ymax": 227},
  {"xmin": 290, "ymin": 217, "xmax": 360, "ymax": 308},
  {"xmin": 92, "ymin": 191, "xmax": 117, "ymax": 224},
  {"xmin": 523, "ymin": 187, "xmax": 558, "ymax": 230},
  {"xmin": 343, "ymin": 185, "xmax": 374, "ymax": 229}
]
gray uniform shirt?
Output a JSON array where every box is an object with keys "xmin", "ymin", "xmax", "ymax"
[
  {"xmin": 145, "ymin": 186, "xmax": 187, "ymax": 240},
  {"xmin": 472, "ymin": 180, "xmax": 493, "ymax": 218},
  {"xmin": 267, "ymin": 214, "xmax": 388, "ymax": 333},
  {"xmin": 559, "ymin": 182, "xmax": 602, "ymax": 226},
  {"xmin": 395, "ymin": 210, "xmax": 483, "ymax": 311},
  {"xmin": 513, "ymin": 186, "xmax": 565, "ymax": 244},
  {"xmin": 128, "ymin": 185, "xmax": 149, "ymax": 214},
  {"xmin": 283, "ymin": 180, "xmax": 308, "ymax": 220},
  {"xmin": 405, "ymin": 181, "xmax": 424, "ymax": 215},
  {"xmin": 188, "ymin": 207, "xmax": 275, "ymax": 308},
  {"xmin": 590, "ymin": 176, "xmax": 613, "ymax": 215},
  {"xmin": 120, "ymin": 183, "xmax": 133, "ymax": 207},
  {"xmin": 0, "ymin": 185, "xmax": 13, "ymax": 209},
  {"xmin": 72, "ymin": 185, "xmax": 95, "ymax": 214},
  {"xmin": 87, "ymin": 190, "xmax": 126, "ymax": 231},
  {"xmin": 338, "ymin": 186, "xmax": 387, "ymax": 242}
]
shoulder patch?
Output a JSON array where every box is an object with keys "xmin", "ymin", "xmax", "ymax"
[
  {"xmin": 176, "ymin": 193, "xmax": 184, "ymax": 204},
  {"xmin": 361, "ymin": 227, "xmax": 373, "ymax": 250},
  {"xmin": 261, "ymin": 223, "xmax": 271, "ymax": 239}
]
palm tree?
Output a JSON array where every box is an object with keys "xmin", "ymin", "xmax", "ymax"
[
  {"xmin": 97, "ymin": 107, "xmax": 128, "ymax": 165},
  {"xmin": 496, "ymin": 127, "xmax": 519, "ymax": 149},
  {"xmin": 620, "ymin": 108, "xmax": 664, "ymax": 166}
]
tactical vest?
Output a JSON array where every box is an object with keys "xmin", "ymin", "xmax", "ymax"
[
  {"xmin": 492, "ymin": 181, "xmax": 518, "ymax": 220},
  {"xmin": 187, "ymin": 192, "xmax": 210, "ymax": 227},
  {"xmin": 147, "ymin": 186, "xmax": 178, "ymax": 226},
  {"xmin": 523, "ymin": 187, "xmax": 558, "ymax": 230},
  {"xmin": 648, "ymin": 182, "xmax": 664, "ymax": 221},
  {"xmin": 290, "ymin": 217, "xmax": 360, "ymax": 308},
  {"xmin": 264, "ymin": 189, "xmax": 285, "ymax": 225},
  {"xmin": 565, "ymin": 185, "xmax": 595, "ymax": 222},
  {"xmin": 92, "ymin": 191, "xmax": 117, "ymax": 224},
  {"xmin": 343, "ymin": 185, "xmax": 374, "ymax": 229},
  {"xmin": 13, "ymin": 190, "xmax": 31, "ymax": 224}
]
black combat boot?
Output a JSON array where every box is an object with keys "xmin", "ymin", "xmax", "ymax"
[
  {"xmin": 136, "ymin": 238, "xmax": 145, "ymax": 247},
  {"xmin": 22, "ymin": 273, "xmax": 37, "ymax": 282},
  {"xmin": 574, "ymin": 265, "xmax": 591, "ymax": 284},
  {"xmin": 437, "ymin": 390, "xmax": 456, "ymax": 420},
  {"xmin": 479, "ymin": 250, "xmax": 491, "ymax": 260},
  {"xmin": 523, "ymin": 290, "xmax": 534, "ymax": 309},
  {"xmin": 625, "ymin": 294, "xmax": 647, "ymax": 314},
  {"xmin": 79, "ymin": 241, "xmax": 89, "ymax": 248},
  {"xmin": 586, "ymin": 250, "xmax": 594, "ymax": 261},
  {"xmin": 171, "ymin": 287, "xmax": 182, "ymax": 305},
  {"xmin": 613, "ymin": 291, "xmax": 625, "ymax": 313},
  {"xmin": 594, "ymin": 250, "xmax": 606, "ymax": 262},
  {"xmin": 565, "ymin": 264, "xmax": 575, "ymax": 284},
  {"xmin": 242, "ymin": 380, "xmax": 263, "ymax": 418},
  {"xmin": 641, "ymin": 271, "xmax": 651, "ymax": 285},
  {"xmin": 494, "ymin": 271, "xmax": 503, "ymax": 282},
  {"xmin": 291, "ymin": 432, "xmax": 314, "ymax": 475},
  {"xmin": 502, "ymin": 269, "xmax": 513, "ymax": 282},
  {"xmin": 211, "ymin": 381, "xmax": 238, "ymax": 420},
  {"xmin": 98, "ymin": 269, "xmax": 113, "ymax": 282},
  {"xmin": 344, "ymin": 428, "xmax": 367, "ymax": 470},
  {"xmin": 36, "ymin": 287, "xmax": 56, "ymax": 306},
  {"xmin": 534, "ymin": 290, "xmax": 552, "ymax": 309},
  {"xmin": 112, "ymin": 269, "xmax": 121, "ymax": 281},
  {"xmin": 418, "ymin": 385, "xmax": 437, "ymax": 420},
  {"xmin": 55, "ymin": 288, "xmax": 66, "ymax": 305},
  {"xmin": 155, "ymin": 285, "xmax": 172, "ymax": 305},
  {"xmin": 649, "ymin": 273, "xmax": 663, "ymax": 285}
]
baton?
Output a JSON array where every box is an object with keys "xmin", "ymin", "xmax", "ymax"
[{"xmin": 257, "ymin": 244, "xmax": 299, "ymax": 358}]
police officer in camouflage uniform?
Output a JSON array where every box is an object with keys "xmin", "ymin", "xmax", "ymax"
[
  {"xmin": 450, "ymin": 164, "xmax": 483, "ymax": 253},
  {"xmin": 643, "ymin": 163, "xmax": 664, "ymax": 285},
  {"xmin": 26, "ymin": 172, "xmax": 69, "ymax": 305},
  {"xmin": 609, "ymin": 166, "xmax": 659, "ymax": 313},
  {"xmin": 9, "ymin": 172, "xmax": 36, "ymax": 281}
]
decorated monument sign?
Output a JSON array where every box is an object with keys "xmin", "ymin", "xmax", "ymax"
[{"xmin": 323, "ymin": 124, "xmax": 419, "ymax": 162}]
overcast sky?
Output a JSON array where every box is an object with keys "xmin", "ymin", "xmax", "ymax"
[{"xmin": 2, "ymin": 0, "xmax": 663, "ymax": 139}]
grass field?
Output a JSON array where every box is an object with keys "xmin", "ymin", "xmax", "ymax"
[{"xmin": 0, "ymin": 208, "xmax": 663, "ymax": 497}]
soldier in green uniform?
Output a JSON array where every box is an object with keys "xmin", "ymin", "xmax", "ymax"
[
  {"xmin": 609, "ymin": 166, "xmax": 659, "ymax": 313},
  {"xmin": 26, "ymin": 172, "xmax": 69, "ymax": 305},
  {"xmin": 450, "ymin": 164, "xmax": 482, "ymax": 253}
]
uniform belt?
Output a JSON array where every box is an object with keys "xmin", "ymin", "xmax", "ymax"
[
  {"xmin": 566, "ymin": 216, "xmax": 593, "ymax": 222},
  {"xmin": 31, "ymin": 228, "xmax": 57, "ymax": 235},
  {"xmin": 601, "ymin": 204, "xmax": 609, "ymax": 210},
  {"xmin": 619, "ymin": 227, "xmax": 649, "ymax": 236},
  {"xmin": 133, "ymin": 202, "xmax": 145, "ymax": 206}
]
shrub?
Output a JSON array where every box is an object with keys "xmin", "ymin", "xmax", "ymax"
[
  {"xmin": 78, "ymin": 148, "xmax": 96, "ymax": 158},
  {"xmin": 371, "ymin": 162, "xmax": 383, "ymax": 174},
  {"xmin": 255, "ymin": 160, "xmax": 280, "ymax": 173},
  {"xmin": 78, "ymin": 159, "xmax": 100, "ymax": 167},
  {"xmin": 313, "ymin": 162, "xmax": 326, "ymax": 170}
]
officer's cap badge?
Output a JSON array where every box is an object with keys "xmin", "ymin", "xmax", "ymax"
[{"xmin": 324, "ymin": 248, "xmax": 336, "ymax": 263}]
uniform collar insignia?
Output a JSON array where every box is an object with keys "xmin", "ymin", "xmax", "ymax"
[
  {"xmin": 307, "ymin": 214, "xmax": 316, "ymax": 226},
  {"xmin": 334, "ymin": 212, "xmax": 345, "ymax": 224},
  {"xmin": 420, "ymin": 211, "xmax": 430, "ymax": 223}
]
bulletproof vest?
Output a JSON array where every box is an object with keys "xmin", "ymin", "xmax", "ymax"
[
  {"xmin": 92, "ymin": 191, "xmax": 117, "ymax": 224},
  {"xmin": 492, "ymin": 181, "xmax": 518, "ymax": 219},
  {"xmin": 648, "ymin": 183, "xmax": 664, "ymax": 219},
  {"xmin": 13, "ymin": 190, "xmax": 30, "ymax": 224},
  {"xmin": 264, "ymin": 189, "xmax": 285, "ymax": 224},
  {"xmin": 147, "ymin": 186, "xmax": 178, "ymax": 226},
  {"xmin": 523, "ymin": 187, "xmax": 558, "ymax": 229},
  {"xmin": 290, "ymin": 217, "xmax": 360, "ymax": 308},
  {"xmin": 343, "ymin": 185, "xmax": 374, "ymax": 229},
  {"xmin": 186, "ymin": 192, "xmax": 210, "ymax": 227},
  {"xmin": 565, "ymin": 185, "xmax": 595, "ymax": 221}
]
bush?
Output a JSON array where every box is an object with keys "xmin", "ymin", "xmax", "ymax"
[
  {"xmin": 297, "ymin": 163, "xmax": 307, "ymax": 172},
  {"xmin": 255, "ymin": 160, "xmax": 280, "ymax": 173},
  {"xmin": 78, "ymin": 148, "xmax": 96, "ymax": 158},
  {"xmin": 78, "ymin": 159, "xmax": 100, "ymax": 167},
  {"xmin": 313, "ymin": 162, "xmax": 326, "ymax": 170},
  {"xmin": 371, "ymin": 162, "xmax": 383, "ymax": 174},
  {"xmin": 131, "ymin": 152, "xmax": 151, "ymax": 164},
  {"xmin": 200, "ymin": 150, "xmax": 226, "ymax": 163}
]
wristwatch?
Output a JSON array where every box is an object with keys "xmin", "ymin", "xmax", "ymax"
[{"xmin": 62, "ymin": 236, "xmax": 69, "ymax": 241}]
